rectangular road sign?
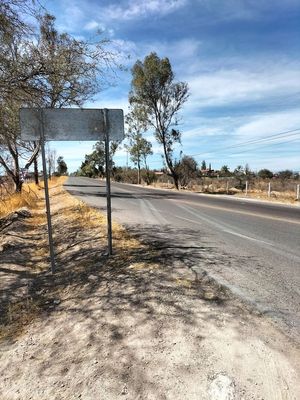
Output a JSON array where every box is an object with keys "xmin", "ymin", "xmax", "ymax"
[{"xmin": 19, "ymin": 108, "xmax": 124, "ymax": 141}]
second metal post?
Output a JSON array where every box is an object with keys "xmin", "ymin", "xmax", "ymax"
[
  {"xmin": 104, "ymin": 109, "xmax": 113, "ymax": 256},
  {"xmin": 40, "ymin": 110, "xmax": 56, "ymax": 273}
]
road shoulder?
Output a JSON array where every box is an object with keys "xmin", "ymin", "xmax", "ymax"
[{"xmin": 0, "ymin": 182, "xmax": 299, "ymax": 399}]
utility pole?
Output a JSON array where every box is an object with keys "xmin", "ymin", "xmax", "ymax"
[{"xmin": 268, "ymin": 182, "xmax": 271, "ymax": 197}]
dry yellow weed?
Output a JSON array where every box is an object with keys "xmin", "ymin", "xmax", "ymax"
[
  {"xmin": 175, "ymin": 278, "xmax": 193, "ymax": 289},
  {"xmin": 0, "ymin": 299, "xmax": 41, "ymax": 341},
  {"xmin": 128, "ymin": 262, "xmax": 160, "ymax": 271},
  {"xmin": 0, "ymin": 176, "xmax": 67, "ymax": 218}
]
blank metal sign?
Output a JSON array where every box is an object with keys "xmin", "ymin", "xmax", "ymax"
[{"xmin": 19, "ymin": 108, "xmax": 124, "ymax": 141}]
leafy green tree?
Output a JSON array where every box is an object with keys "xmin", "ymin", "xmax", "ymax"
[
  {"xmin": 77, "ymin": 141, "xmax": 118, "ymax": 178},
  {"xmin": 277, "ymin": 170, "xmax": 293, "ymax": 180},
  {"xmin": 141, "ymin": 168, "xmax": 157, "ymax": 185},
  {"xmin": 129, "ymin": 52, "xmax": 189, "ymax": 189},
  {"xmin": 176, "ymin": 155, "xmax": 198, "ymax": 188},
  {"xmin": 244, "ymin": 163, "xmax": 251, "ymax": 177},
  {"xmin": 234, "ymin": 165, "xmax": 244, "ymax": 175},
  {"xmin": 91, "ymin": 142, "xmax": 106, "ymax": 173},
  {"xmin": 201, "ymin": 160, "xmax": 206, "ymax": 170},
  {"xmin": 258, "ymin": 169, "xmax": 273, "ymax": 179},
  {"xmin": 56, "ymin": 156, "xmax": 67, "ymax": 175},
  {"xmin": 125, "ymin": 111, "xmax": 153, "ymax": 184},
  {"xmin": 234, "ymin": 165, "xmax": 246, "ymax": 190},
  {"xmin": 220, "ymin": 165, "xmax": 231, "ymax": 177},
  {"xmin": 126, "ymin": 133, "xmax": 153, "ymax": 184}
]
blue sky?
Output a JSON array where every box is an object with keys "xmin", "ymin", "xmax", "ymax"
[{"xmin": 42, "ymin": 0, "xmax": 300, "ymax": 172}]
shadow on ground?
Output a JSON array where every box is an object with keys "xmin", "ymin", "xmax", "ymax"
[{"xmin": 1, "ymin": 207, "xmax": 283, "ymax": 399}]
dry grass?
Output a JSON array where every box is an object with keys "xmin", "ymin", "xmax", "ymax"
[
  {"xmin": 175, "ymin": 278, "xmax": 193, "ymax": 289},
  {"xmin": 0, "ymin": 176, "xmax": 231, "ymax": 346},
  {"xmin": 0, "ymin": 176, "xmax": 67, "ymax": 218},
  {"xmin": 0, "ymin": 177, "xmax": 146, "ymax": 341},
  {"xmin": 62, "ymin": 202, "xmax": 106, "ymax": 227},
  {"xmin": 0, "ymin": 184, "xmax": 39, "ymax": 218},
  {"xmin": 151, "ymin": 180, "xmax": 299, "ymax": 204},
  {"xmin": 0, "ymin": 299, "xmax": 42, "ymax": 342},
  {"xmin": 0, "ymin": 176, "xmax": 72, "ymax": 340},
  {"xmin": 235, "ymin": 189, "xmax": 298, "ymax": 204},
  {"xmin": 128, "ymin": 262, "xmax": 160, "ymax": 271}
]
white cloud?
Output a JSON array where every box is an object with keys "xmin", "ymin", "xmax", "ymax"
[
  {"xmin": 185, "ymin": 65, "xmax": 300, "ymax": 110},
  {"xmin": 105, "ymin": 0, "xmax": 187, "ymax": 21},
  {"xmin": 234, "ymin": 109, "xmax": 300, "ymax": 138},
  {"xmin": 183, "ymin": 116, "xmax": 241, "ymax": 139},
  {"xmin": 83, "ymin": 20, "xmax": 115, "ymax": 36},
  {"xmin": 84, "ymin": 20, "xmax": 105, "ymax": 31},
  {"xmin": 182, "ymin": 108, "xmax": 300, "ymax": 145}
]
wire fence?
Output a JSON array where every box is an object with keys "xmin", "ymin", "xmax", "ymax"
[{"xmin": 155, "ymin": 175, "xmax": 300, "ymax": 202}]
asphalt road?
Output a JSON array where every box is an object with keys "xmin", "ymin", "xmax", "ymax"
[{"xmin": 64, "ymin": 176, "xmax": 300, "ymax": 341}]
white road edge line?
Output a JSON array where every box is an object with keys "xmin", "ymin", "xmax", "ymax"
[{"xmin": 175, "ymin": 203, "xmax": 275, "ymax": 247}]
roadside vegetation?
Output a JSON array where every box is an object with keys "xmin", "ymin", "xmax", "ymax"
[
  {"xmin": 0, "ymin": 176, "xmax": 136, "ymax": 340},
  {"xmin": 74, "ymin": 158, "xmax": 300, "ymax": 204},
  {"xmin": 1, "ymin": 171, "xmax": 300, "ymax": 399},
  {"xmin": 0, "ymin": 0, "xmax": 119, "ymax": 193},
  {"xmin": 0, "ymin": 181, "xmax": 40, "ymax": 218}
]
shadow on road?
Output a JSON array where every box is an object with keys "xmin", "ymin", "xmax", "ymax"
[{"xmin": 2, "ymin": 201, "xmax": 273, "ymax": 399}]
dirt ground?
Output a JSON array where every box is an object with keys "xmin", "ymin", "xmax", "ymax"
[{"xmin": 0, "ymin": 183, "xmax": 300, "ymax": 399}]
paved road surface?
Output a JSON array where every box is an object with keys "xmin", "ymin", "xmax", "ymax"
[{"xmin": 64, "ymin": 176, "xmax": 300, "ymax": 342}]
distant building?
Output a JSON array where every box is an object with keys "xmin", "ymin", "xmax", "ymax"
[{"xmin": 154, "ymin": 171, "xmax": 164, "ymax": 176}]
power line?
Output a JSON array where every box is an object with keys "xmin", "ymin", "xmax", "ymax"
[
  {"xmin": 224, "ymin": 137, "xmax": 300, "ymax": 157},
  {"xmin": 124, "ymin": 128, "xmax": 300, "ymax": 167},
  {"xmin": 146, "ymin": 131, "xmax": 300, "ymax": 165},
  {"xmin": 189, "ymin": 128, "xmax": 300, "ymax": 157},
  {"xmin": 191, "ymin": 137, "xmax": 300, "ymax": 160},
  {"xmin": 223, "ymin": 130, "xmax": 300, "ymax": 149}
]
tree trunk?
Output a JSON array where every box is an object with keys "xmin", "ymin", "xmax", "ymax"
[
  {"xmin": 12, "ymin": 146, "xmax": 23, "ymax": 193},
  {"xmin": 137, "ymin": 160, "xmax": 141, "ymax": 185},
  {"xmin": 172, "ymin": 172, "xmax": 179, "ymax": 190},
  {"xmin": 14, "ymin": 177, "xmax": 23, "ymax": 193},
  {"xmin": 161, "ymin": 136, "xmax": 180, "ymax": 190},
  {"xmin": 34, "ymin": 157, "xmax": 39, "ymax": 184}
]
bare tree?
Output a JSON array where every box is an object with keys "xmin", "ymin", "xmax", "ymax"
[
  {"xmin": 46, "ymin": 144, "xmax": 56, "ymax": 179},
  {"xmin": 0, "ymin": 6, "xmax": 120, "ymax": 192}
]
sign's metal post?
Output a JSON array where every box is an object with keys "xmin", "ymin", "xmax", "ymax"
[
  {"xmin": 40, "ymin": 110, "xmax": 56, "ymax": 273},
  {"xmin": 20, "ymin": 107, "xmax": 124, "ymax": 263},
  {"xmin": 103, "ymin": 109, "xmax": 113, "ymax": 256}
]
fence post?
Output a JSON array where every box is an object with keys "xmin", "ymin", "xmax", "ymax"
[
  {"xmin": 245, "ymin": 181, "xmax": 248, "ymax": 196},
  {"xmin": 268, "ymin": 182, "xmax": 271, "ymax": 197},
  {"xmin": 296, "ymin": 184, "xmax": 300, "ymax": 201},
  {"xmin": 226, "ymin": 181, "xmax": 229, "ymax": 194}
]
